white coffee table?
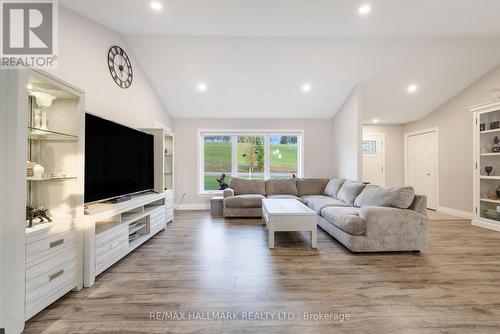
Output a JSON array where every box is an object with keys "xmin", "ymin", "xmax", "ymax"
[{"xmin": 262, "ymin": 199, "xmax": 317, "ymax": 249}]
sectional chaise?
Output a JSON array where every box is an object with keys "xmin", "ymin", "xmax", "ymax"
[{"xmin": 223, "ymin": 178, "xmax": 428, "ymax": 252}]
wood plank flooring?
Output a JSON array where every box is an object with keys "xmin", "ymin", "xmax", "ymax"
[{"xmin": 24, "ymin": 211, "xmax": 500, "ymax": 333}]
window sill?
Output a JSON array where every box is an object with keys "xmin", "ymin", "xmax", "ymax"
[{"xmin": 197, "ymin": 191, "xmax": 223, "ymax": 196}]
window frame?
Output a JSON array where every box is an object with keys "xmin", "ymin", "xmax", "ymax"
[{"xmin": 198, "ymin": 129, "xmax": 304, "ymax": 194}]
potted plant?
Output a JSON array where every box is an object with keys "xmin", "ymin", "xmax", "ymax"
[{"xmin": 216, "ymin": 173, "xmax": 229, "ymax": 190}]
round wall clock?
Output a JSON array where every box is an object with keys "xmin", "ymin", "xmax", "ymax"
[{"xmin": 107, "ymin": 45, "xmax": 133, "ymax": 89}]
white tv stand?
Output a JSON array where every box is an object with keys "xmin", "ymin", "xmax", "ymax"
[{"xmin": 83, "ymin": 192, "xmax": 167, "ymax": 287}]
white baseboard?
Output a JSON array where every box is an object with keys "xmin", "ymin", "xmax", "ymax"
[
  {"xmin": 437, "ymin": 206, "xmax": 473, "ymax": 219},
  {"xmin": 175, "ymin": 204, "xmax": 210, "ymax": 211}
]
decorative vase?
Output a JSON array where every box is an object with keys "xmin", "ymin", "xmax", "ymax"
[
  {"xmin": 33, "ymin": 164, "xmax": 44, "ymax": 179},
  {"xmin": 485, "ymin": 166, "xmax": 493, "ymax": 176}
]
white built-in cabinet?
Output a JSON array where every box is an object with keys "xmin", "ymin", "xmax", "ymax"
[
  {"xmin": 0, "ymin": 68, "xmax": 85, "ymax": 333},
  {"xmin": 141, "ymin": 127, "xmax": 174, "ymax": 223},
  {"xmin": 472, "ymin": 100, "xmax": 500, "ymax": 232},
  {"xmin": 0, "ymin": 69, "xmax": 174, "ymax": 333}
]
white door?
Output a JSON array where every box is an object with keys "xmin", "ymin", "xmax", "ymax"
[
  {"xmin": 406, "ymin": 130, "xmax": 438, "ymax": 210},
  {"xmin": 362, "ymin": 134, "xmax": 385, "ymax": 186}
]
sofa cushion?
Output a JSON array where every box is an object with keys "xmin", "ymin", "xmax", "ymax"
[
  {"xmin": 224, "ymin": 194, "xmax": 265, "ymax": 208},
  {"xmin": 354, "ymin": 185, "xmax": 415, "ymax": 209},
  {"xmin": 301, "ymin": 195, "xmax": 348, "ymax": 213},
  {"xmin": 267, "ymin": 194, "xmax": 305, "ymax": 204},
  {"xmin": 229, "ymin": 178, "xmax": 266, "ymax": 196},
  {"xmin": 323, "ymin": 178, "xmax": 346, "ymax": 198},
  {"xmin": 321, "ymin": 207, "xmax": 366, "ymax": 235},
  {"xmin": 265, "ymin": 179, "xmax": 298, "ymax": 196},
  {"xmin": 296, "ymin": 178, "xmax": 329, "ymax": 196},
  {"xmin": 337, "ymin": 181, "xmax": 366, "ymax": 206}
]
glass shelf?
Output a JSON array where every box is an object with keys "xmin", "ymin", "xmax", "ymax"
[
  {"xmin": 480, "ymin": 198, "xmax": 500, "ymax": 204},
  {"xmin": 480, "ymin": 153, "xmax": 500, "ymax": 156},
  {"xmin": 27, "ymin": 175, "xmax": 77, "ymax": 182},
  {"xmin": 480, "ymin": 129, "xmax": 500, "ymax": 134},
  {"xmin": 28, "ymin": 127, "xmax": 78, "ymax": 141}
]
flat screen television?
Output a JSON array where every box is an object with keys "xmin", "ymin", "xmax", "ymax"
[{"xmin": 85, "ymin": 113, "xmax": 154, "ymax": 204}]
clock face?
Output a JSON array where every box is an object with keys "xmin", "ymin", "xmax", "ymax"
[{"xmin": 107, "ymin": 46, "xmax": 133, "ymax": 89}]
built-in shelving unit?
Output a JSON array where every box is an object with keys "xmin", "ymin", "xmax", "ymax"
[
  {"xmin": 141, "ymin": 126, "xmax": 175, "ymax": 224},
  {"xmin": 22, "ymin": 70, "xmax": 85, "ymax": 322},
  {"xmin": 472, "ymin": 100, "xmax": 500, "ymax": 232}
]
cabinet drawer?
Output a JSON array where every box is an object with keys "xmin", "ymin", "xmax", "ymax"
[
  {"xmin": 26, "ymin": 229, "xmax": 76, "ymax": 267},
  {"xmin": 96, "ymin": 243, "xmax": 128, "ymax": 276},
  {"xmin": 26, "ymin": 248, "xmax": 77, "ymax": 293},
  {"xmin": 96, "ymin": 224, "xmax": 128, "ymax": 248},
  {"xmin": 151, "ymin": 220, "xmax": 165, "ymax": 232},
  {"xmin": 96, "ymin": 233, "xmax": 128, "ymax": 265},
  {"xmin": 26, "ymin": 255, "xmax": 77, "ymax": 318},
  {"xmin": 150, "ymin": 210, "xmax": 164, "ymax": 222},
  {"xmin": 26, "ymin": 219, "xmax": 74, "ymax": 244}
]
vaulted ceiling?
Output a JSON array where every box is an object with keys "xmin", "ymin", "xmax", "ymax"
[{"xmin": 61, "ymin": 0, "xmax": 500, "ymax": 123}]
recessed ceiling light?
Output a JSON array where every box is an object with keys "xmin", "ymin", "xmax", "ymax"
[
  {"xmin": 150, "ymin": 1, "xmax": 163, "ymax": 11},
  {"xmin": 372, "ymin": 118, "xmax": 379, "ymax": 123},
  {"xmin": 407, "ymin": 84, "xmax": 418, "ymax": 93},
  {"xmin": 302, "ymin": 83, "xmax": 312, "ymax": 93},
  {"xmin": 358, "ymin": 4, "xmax": 372, "ymax": 16},
  {"xmin": 197, "ymin": 82, "xmax": 207, "ymax": 92}
]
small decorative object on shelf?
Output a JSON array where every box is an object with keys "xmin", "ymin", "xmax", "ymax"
[
  {"xmin": 480, "ymin": 123, "xmax": 486, "ymax": 131},
  {"xmin": 33, "ymin": 163, "xmax": 44, "ymax": 179},
  {"xmin": 485, "ymin": 166, "xmax": 493, "ymax": 176},
  {"xmin": 216, "ymin": 173, "xmax": 229, "ymax": 190},
  {"xmin": 488, "ymin": 194, "xmax": 498, "ymax": 200},
  {"xmin": 27, "ymin": 161, "xmax": 35, "ymax": 177},
  {"xmin": 29, "ymin": 91, "xmax": 56, "ymax": 131},
  {"xmin": 491, "ymin": 121, "xmax": 500, "ymax": 130},
  {"xmin": 496, "ymin": 186, "xmax": 500, "ymax": 199},
  {"xmin": 484, "ymin": 209, "xmax": 500, "ymax": 221},
  {"xmin": 492, "ymin": 136, "xmax": 500, "ymax": 153},
  {"xmin": 26, "ymin": 206, "xmax": 52, "ymax": 228},
  {"xmin": 129, "ymin": 232, "xmax": 139, "ymax": 242}
]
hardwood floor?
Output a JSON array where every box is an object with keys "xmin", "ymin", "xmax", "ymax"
[{"xmin": 24, "ymin": 211, "xmax": 500, "ymax": 333}]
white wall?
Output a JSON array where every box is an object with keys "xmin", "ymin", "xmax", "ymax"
[
  {"xmin": 332, "ymin": 86, "xmax": 363, "ymax": 181},
  {"xmin": 173, "ymin": 118, "xmax": 335, "ymax": 207},
  {"xmin": 362, "ymin": 124, "xmax": 405, "ymax": 187},
  {"xmin": 49, "ymin": 7, "xmax": 171, "ymax": 129},
  {"xmin": 404, "ymin": 64, "xmax": 500, "ymax": 213}
]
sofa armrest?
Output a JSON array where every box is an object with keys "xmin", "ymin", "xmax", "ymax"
[
  {"xmin": 359, "ymin": 206, "xmax": 428, "ymax": 251},
  {"xmin": 223, "ymin": 188, "xmax": 235, "ymax": 198},
  {"xmin": 409, "ymin": 195, "xmax": 427, "ymax": 216}
]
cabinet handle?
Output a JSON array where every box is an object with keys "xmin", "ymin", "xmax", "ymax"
[
  {"xmin": 48, "ymin": 269, "xmax": 64, "ymax": 281},
  {"xmin": 49, "ymin": 239, "xmax": 64, "ymax": 248}
]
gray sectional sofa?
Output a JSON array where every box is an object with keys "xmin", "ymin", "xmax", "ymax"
[{"xmin": 223, "ymin": 177, "xmax": 428, "ymax": 252}]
